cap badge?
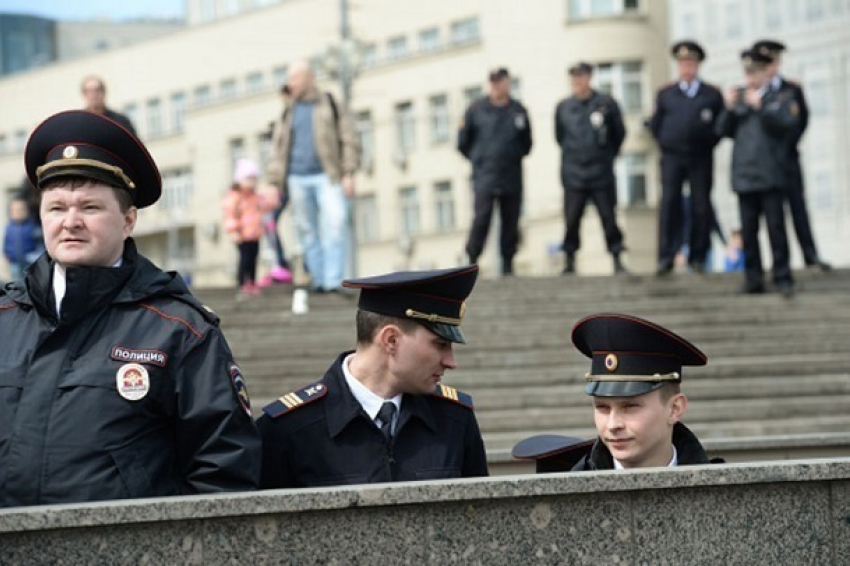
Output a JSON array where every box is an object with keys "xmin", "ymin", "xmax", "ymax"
[
  {"xmin": 604, "ymin": 353, "xmax": 619, "ymax": 372},
  {"xmin": 116, "ymin": 363, "xmax": 150, "ymax": 401},
  {"xmin": 677, "ymin": 46, "xmax": 689, "ymax": 57},
  {"xmin": 743, "ymin": 56, "xmax": 752, "ymax": 66},
  {"xmin": 62, "ymin": 145, "xmax": 79, "ymax": 159},
  {"xmin": 459, "ymin": 301, "xmax": 467, "ymax": 321}
]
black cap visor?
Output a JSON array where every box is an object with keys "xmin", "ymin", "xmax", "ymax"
[
  {"xmin": 421, "ymin": 321, "xmax": 466, "ymax": 344},
  {"xmin": 586, "ymin": 380, "xmax": 666, "ymax": 398}
]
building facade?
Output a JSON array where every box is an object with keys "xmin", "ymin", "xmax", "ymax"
[
  {"xmin": 670, "ymin": 0, "xmax": 850, "ymax": 269},
  {"xmin": 1, "ymin": 0, "xmax": 671, "ymax": 285}
]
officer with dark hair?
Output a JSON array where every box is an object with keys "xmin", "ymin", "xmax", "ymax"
[
  {"xmin": 716, "ymin": 49, "xmax": 799, "ymax": 296},
  {"xmin": 0, "ymin": 111, "xmax": 261, "ymax": 508},
  {"xmin": 649, "ymin": 41, "xmax": 724, "ymax": 276},
  {"xmin": 258, "ymin": 265, "xmax": 488, "ymax": 488},
  {"xmin": 752, "ymin": 39, "xmax": 831, "ymax": 272},
  {"xmin": 555, "ymin": 62, "xmax": 628, "ymax": 275},
  {"xmin": 458, "ymin": 68, "xmax": 533, "ymax": 275}
]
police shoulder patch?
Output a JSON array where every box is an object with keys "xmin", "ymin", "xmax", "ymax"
[
  {"xmin": 263, "ymin": 380, "xmax": 328, "ymax": 418},
  {"xmin": 431, "ymin": 383, "xmax": 474, "ymax": 410}
]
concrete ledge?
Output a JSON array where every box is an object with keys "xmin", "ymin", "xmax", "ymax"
[{"xmin": 2, "ymin": 459, "xmax": 849, "ymax": 564}]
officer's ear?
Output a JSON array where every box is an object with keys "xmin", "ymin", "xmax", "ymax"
[
  {"xmin": 377, "ymin": 324, "xmax": 402, "ymax": 355},
  {"xmin": 667, "ymin": 393, "xmax": 688, "ymax": 425}
]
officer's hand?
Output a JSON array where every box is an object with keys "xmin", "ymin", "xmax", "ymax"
[
  {"xmin": 341, "ymin": 174, "xmax": 355, "ymax": 198},
  {"xmin": 724, "ymin": 88, "xmax": 738, "ymax": 109},
  {"xmin": 744, "ymin": 88, "xmax": 762, "ymax": 110}
]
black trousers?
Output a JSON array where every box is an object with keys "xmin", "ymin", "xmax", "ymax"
[
  {"xmin": 658, "ymin": 153, "xmax": 714, "ymax": 266},
  {"xmin": 737, "ymin": 190, "xmax": 793, "ymax": 289},
  {"xmin": 237, "ymin": 240, "xmax": 260, "ymax": 286},
  {"xmin": 786, "ymin": 158, "xmax": 820, "ymax": 264},
  {"xmin": 465, "ymin": 191, "xmax": 521, "ymax": 262},
  {"xmin": 562, "ymin": 185, "xmax": 624, "ymax": 255}
]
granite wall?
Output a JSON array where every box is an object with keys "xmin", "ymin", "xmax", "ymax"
[{"xmin": 1, "ymin": 458, "xmax": 848, "ymax": 564}]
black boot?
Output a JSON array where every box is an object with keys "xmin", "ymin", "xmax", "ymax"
[
  {"xmin": 613, "ymin": 252, "xmax": 627, "ymax": 274},
  {"xmin": 502, "ymin": 257, "xmax": 514, "ymax": 276},
  {"xmin": 562, "ymin": 254, "xmax": 575, "ymax": 275}
]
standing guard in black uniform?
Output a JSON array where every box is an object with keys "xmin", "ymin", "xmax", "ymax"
[
  {"xmin": 555, "ymin": 62, "xmax": 628, "ymax": 275},
  {"xmin": 649, "ymin": 41, "xmax": 724, "ymax": 275},
  {"xmin": 258, "ymin": 265, "xmax": 488, "ymax": 488},
  {"xmin": 458, "ymin": 68, "xmax": 533, "ymax": 275},
  {"xmin": 716, "ymin": 49, "xmax": 799, "ymax": 296},
  {"xmin": 0, "ymin": 111, "xmax": 261, "ymax": 508},
  {"xmin": 753, "ymin": 39, "xmax": 831, "ymax": 272}
]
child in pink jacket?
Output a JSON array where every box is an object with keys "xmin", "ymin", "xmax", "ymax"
[{"xmin": 222, "ymin": 158, "xmax": 277, "ymax": 296}]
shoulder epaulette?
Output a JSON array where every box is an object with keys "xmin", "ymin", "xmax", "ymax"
[
  {"xmin": 263, "ymin": 380, "xmax": 328, "ymax": 418},
  {"xmin": 431, "ymin": 383, "xmax": 474, "ymax": 409}
]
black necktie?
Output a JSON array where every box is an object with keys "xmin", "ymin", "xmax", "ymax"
[{"xmin": 377, "ymin": 402, "xmax": 396, "ymax": 442}]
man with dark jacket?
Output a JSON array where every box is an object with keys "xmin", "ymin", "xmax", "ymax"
[
  {"xmin": 649, "ymin": 41, "xmax": 724, "ymax": 275},
  {"xmin": 716, "ymin": 49, "xmax": 799, "ymax": 296},
  {"xmin": 0, "ymin": 110, "xmax": 261, "ymax": 508},
  {"xmin": 458, "ymin": 68, "xmax": 532, "ymax": 275},
  {"xmin": 753, "ymin": 39, "xmax": 831, "ymax": 272},
  {"xmin": 555, "ymin": 62, "xmax": 627, "ymax": 275},
  {"xmin": 81, "ymin": 75, "xmax": 137, "ymax": 135},
  {"xmin": 258, "ymin": 265, "xmax": 488, "ymax": 488}
]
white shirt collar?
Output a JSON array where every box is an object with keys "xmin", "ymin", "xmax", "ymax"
[
  {"xmin": 52, "ymin": 257, "xmax": 124, "ymax": 317},
  {"xmin": 342, "ymin": 354, "xmax": 401, "ymax": 426},
  {"xmin": 770, "ymin": 75, "xmax": 782, "ymax": 90},
  {"xmin": 678, "ymin": 78, "xmax": 701, "ymax": 98},
  {"xmin": 613, "ymin": 444, "xmax": 678, "ymax": 469}
]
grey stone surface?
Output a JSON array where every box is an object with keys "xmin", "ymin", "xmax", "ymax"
[{"xmin": 1, "ymin": 459, "xmax": 850, "ymax": 563}]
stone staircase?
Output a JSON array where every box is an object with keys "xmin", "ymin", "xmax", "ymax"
[{"xmin": 196, "ymin": 268, "xmax": 850, "ymax": 459}]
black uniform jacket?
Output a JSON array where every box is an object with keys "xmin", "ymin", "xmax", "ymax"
[
  {"xmin": 777, "ymin": 77, "xmax": 808, "ymax": 156},
  {"xmin": 571, "ymin": 423, "xmax": 712, "ymax": 471},
  {"xmin": 257, "ymin": 352, "xmax": 489, "ymax": 488},
  {"xmin": 649, "ymin": 81, "xmax": 724, "ymax": 156},
  {"xmin": 554, "ymin": 90, "xmax": 626, "ymax": 190},
  {"xmin": 715, "ymin": 87, "xmax": 800, "ymax": 193},
  {"xmin": 457, "ymin": 97, "xmax": 532, "ymax": 195},
  {"xmin": 0, "ymin": 239, "xmax": 261, "ymax": 508}
]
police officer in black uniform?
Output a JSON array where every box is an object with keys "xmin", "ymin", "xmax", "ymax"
[
  {"xmin": 258, "ymin": 265, "xmax": 488, "ymax": 488},
  {"xmin": 555, "ymin": 62, "xmax": 628, "ymax": 275},
  {"xmin": 649, "ymin": 41, "xmax": 724, "ymax": 275},
  {"xmin": 752, "ymin": 39, "xmax": 831, "ymax": 272},
  {"xmin": 716, "ymin": 49, "xmax": 799, "ymax": 296},
  {"xmin": 0, "ymin": 111, "xmax": 261, "ymax": 507},
  {"xmin": 458, "ymin": 68, "xmax": 533, "ymax": 275}
]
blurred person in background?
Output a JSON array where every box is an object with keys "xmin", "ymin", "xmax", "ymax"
[
  {"xmin": 3, "ymin": 198, "xmax": 43, "ymax": 281},
  {"xmin": 267, "ymin": 61, "xmax": 360, "ymax": 295},
  {"xmin": 458, "ymin": 67, "xmax": 532, "ymax": 276},
  {"xmin": 80, "ymin": 75, "xmax": 137, "ymax": 135}
]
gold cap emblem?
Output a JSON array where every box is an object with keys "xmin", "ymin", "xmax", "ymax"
[
  {"xmin": 62, "ymin": 145, "xmax": 79, "ymax": 159},
  {"xmin": 604, "ymin": 353, "xmax": 619, "ymax": 372}
]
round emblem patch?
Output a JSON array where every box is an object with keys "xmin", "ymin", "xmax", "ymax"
[
  {"xmin": 62, "ymin": 145, "xmax": 79, "ymax": 159},
  {"xmin": 700, "ymin": 108, "xmax": 713, "ymax": 123},
  {"xmin": 604, "ymin": 353, "xmax": 619, "ymax": 372},
  {"xmin": 590, "ymin": 111, "xmax": 604, "ymax": 128},
  {"xmin": 228, "ymin": 362, "xmax": 252, "ymax": 417},
  {"xmin": 116, "ymin": 363, "xmax": 150, "ymax": 401}
]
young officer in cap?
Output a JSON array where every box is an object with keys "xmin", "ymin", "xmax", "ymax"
[
  {"xmin": 555, "ymin": 62, "xmax": 628, "ymax": 275},
  {"xmin": 752, "ymin": 39, "xmax": 831, "ymax": 272},
  {"xmin": 716, "ymin": 49, "xmax": 799, "ymax": 296},
  {"xmin": 512, "ymin": 313, "xmax": 713, "ymax": 471},
  {"xmin": 258, "ymin": 265, "xmax": 488, "ymax": 488},
  {"xmin": 0, "ymin": 110, "xmax": 261, "ymax": 508},
  {"xmin": 649, "ymin": 41, "xmax": 724, "ymax": 276}
]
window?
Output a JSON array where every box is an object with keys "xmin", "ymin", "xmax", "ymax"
[
  {"xmin": 171, "ymin": 92, "xmax": 186, "ymax": 133},
  {"xmin": 813, "ymin": 170, "xmax": 834, "ymax": 209},
  {"xmin": 355, "ymin": 194, "xmax": 380, "ymax": 243},
  {"xmin": 146, "ymin": 98, "xmax": 162, "ymax": 138},
  {"xmin": 450, "ymin": 17, "xmax": 480, "ymax": 45},
  {"xmin": 724, "ymin": 2, "xmax": 742, "ymax": 38},
  {"xmin": 246, "ymin": 71, "xmax": 264, "ymax": 94},
  {"xmin": 429, "ymin": 94, "xmax": 450, "ymax": 144},
  {"xmin": 510, "ymin": 77, "xmax": 522, "ymax": 100},
  {"xmin": 594, "ymin": 61, "xmax": 644, "ymax": 113},
  {"xmin": 122, "ymin": 103, "xmax": 138, "ymax": 128},
  {"xmin": 272, "ymin": 65, "xmax": 288, "ymax": 88},
  {"xmin": 361, "ymin": 43, "xmax": 377, "ymax": 68},
  {"xmin": 194, "ymin": 85, "xmax": 211, "ymax": 107},
  {"xmin": 160, "ymin": 168, "xmax": 194, "ymax": 214},
  {"xmin": 395, "ymin": 102, "xmax": 416, "ymax": 152},
  {"xmin": 387, "ymin": 35, "xmax": 409, "ymax": 60},
  {"xmin": 223, "ymin": 0, "xmax": 241, "ymax": 16},
  {"xmin": 616, "ymin": 153, "xmax": 648, "ymax": 206},
  {"xmin": 808, "ymin": 78, "xmax": 830, "ymax": 116},
  {"xmin": 355, "ymin": 110, "xmax": 375, "ymax": 171},
  {"xmin": 220, "ymin": 78, "xmax": 237, "ymax": 100},
  {"xmin": 567, "ymin": 0, "xmax": 639, "ymax": 20},
  {"xmin": 229, "ymin": 138, "xmax": 246, "ymax": 178},
  {"xmin": 419, "ymin": 27, "xmax": 440, "ymax": 53},
  {"xmin": 257, "ymin": 131, "xmax": 273, "ymax": 170},
  {"xmin": 200, "ymin": 0, "xmax": 216, "ymax": 22},
  {"xmin": 463, "ymin": 85, "xmax": 483, "ymax": 106},
  {"xmin": 806, "ymin": 0, "xmax": 826, "ymax": 20},
  {"xmin": 399, "ymin": 186, "xmax": 420, "ymax": 236},
  {"xmin": 434, "ymin": 181, "xmax": 455, "ymax": 231},
  {"xmin": 13, "ymin": 130, "xmax": 26, "ymax": 151}
]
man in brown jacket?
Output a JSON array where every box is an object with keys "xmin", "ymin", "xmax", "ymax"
[{"xmin": 267, "ymin": 60, "xmax": 360, "ymax": 294}]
